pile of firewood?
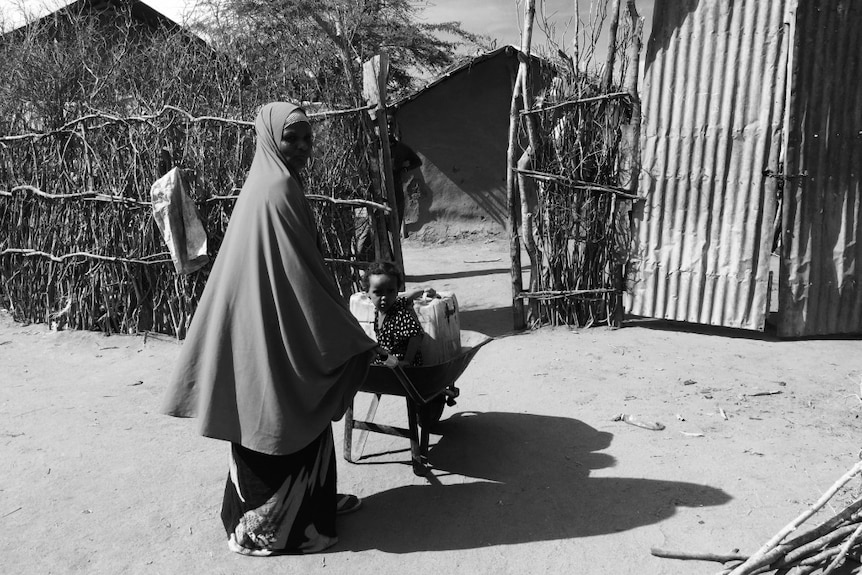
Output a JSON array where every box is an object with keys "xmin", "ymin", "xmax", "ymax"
[{"xmin": 652, "ymin": 460, "xmax": 862, "ymax": 575}]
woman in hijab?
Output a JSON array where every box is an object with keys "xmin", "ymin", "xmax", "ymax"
[{"xmin": 162, "ymin": 102, "xmax": 378, "ymax": 555}]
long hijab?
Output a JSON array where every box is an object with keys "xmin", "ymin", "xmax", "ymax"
[{"xmin": 162, "ymin": 102, "xmax": 376, "ymax": 455}]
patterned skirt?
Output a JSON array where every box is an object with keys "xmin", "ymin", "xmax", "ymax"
[{"xmin": 221, "ymin": 427, "xmax": 338, "ymax": 555}]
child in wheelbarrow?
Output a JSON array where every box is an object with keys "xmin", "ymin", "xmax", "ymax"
[{"xmin": 363, "ymin": 261, "xmax": 435, "ymax": 367}]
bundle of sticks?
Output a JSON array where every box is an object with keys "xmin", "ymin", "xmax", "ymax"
[{"xmin": 652, "ymin": 460, "xmax": 862, "ymax": 574}]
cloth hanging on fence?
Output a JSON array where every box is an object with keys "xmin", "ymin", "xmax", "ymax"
[{"xmin": 150, "ymin": 167, "xmax": 209, "ymax": 274}]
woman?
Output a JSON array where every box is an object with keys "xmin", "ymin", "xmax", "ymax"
[{"xmin": 162, "ymin": 102, "xmax": 378, "ymax": 555}]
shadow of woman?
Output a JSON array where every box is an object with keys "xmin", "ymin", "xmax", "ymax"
[{"xmin": 338, "ymin": 411, "xmax": 731, "ymax": 553}]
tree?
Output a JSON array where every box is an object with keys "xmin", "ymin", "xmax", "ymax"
[
  {"xmin": 192, "ymin": 0, "xmax": 492, "ymax": 104},
  {"xmin": 0, "ymin": 1, "xmax": 250, "ymax": 132}
]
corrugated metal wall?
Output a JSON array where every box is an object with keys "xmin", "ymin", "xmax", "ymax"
[
  {"xmin": 627, "ymin": 0, "xmax": 791, "ymax": 330},
  {"xmin": 779, "ymin": 0, "xmax": 862, "ymax": 337}
]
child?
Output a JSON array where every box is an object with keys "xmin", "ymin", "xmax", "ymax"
[{"xmin": 363, "ymin": 261, "xmax": 432, "ymax": 367}]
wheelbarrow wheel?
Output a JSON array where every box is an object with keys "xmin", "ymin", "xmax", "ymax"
[{"xmin": 419, "ymin": 397, "xmax": 446, "ymax": 429}]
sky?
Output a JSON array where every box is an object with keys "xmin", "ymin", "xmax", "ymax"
[
  {"xmin": 419, "ymin": 0, "xmax": 655, "ymax": 52},
  {"xmin": 1, "ymin": 0, "xmax": 656, "ymax": 55}
]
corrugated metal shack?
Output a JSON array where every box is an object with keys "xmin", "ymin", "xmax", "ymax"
[{"xmin": 626, "ymin": 0, "xmax": 861, "ymax": 337}]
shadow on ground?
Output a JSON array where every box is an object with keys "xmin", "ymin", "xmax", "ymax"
[
  {"xmin": 458, "ymin": 307, "xmax": 516, "ymax": 338},
  {"xmin": 624, "ymin": 316, "xmax": 782, "ymax": 341},
  {"xmin": 408, "ymin": 268, "xmax": 510, "ymax": 283},
  {"xmin": 337, "ymin": 411, "xmax": 731, "ymax": 553},
  {"xmin": 625, "ymin": 316, "xmax": 862, "ymax": 342}
]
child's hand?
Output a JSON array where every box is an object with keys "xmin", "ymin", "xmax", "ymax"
[
  {"xmin": 373, "ymin": 345, "xmax": 399, "ymax": 368},
  {"xmin": 374, "ymin": 345, "xmax": 390, "ymax": 356}
]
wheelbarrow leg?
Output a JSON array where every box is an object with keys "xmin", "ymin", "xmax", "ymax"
[
  {"xmin": 406, "ymin": 398, "xmax": 428, "ymax": 476},
  {"xmin": 343, "ymin": 400, "xmax": 355, "ymax": 463},
  {"xmin": 344, "ymin": 393, "xmax": 381, "ymax": 463},
  {"xmin": 353, "ymin": 393, "xmax": 380, "ymax": 460},
  {"xmin": 419, "ymin": 417, "xmax": 431, "ymax": 465}
]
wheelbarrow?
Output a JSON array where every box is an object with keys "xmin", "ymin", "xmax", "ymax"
[{"xmin": 343, "ymin": 330, "xmax": 492, "ymax": 475}]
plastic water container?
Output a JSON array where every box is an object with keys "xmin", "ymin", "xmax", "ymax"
[
  {"xmin": 349, "ymin": 292, "xmax": 377, "ymax": 340},
  {"xmin": 349, "ymin": 291, "xmax": 462, "ymax": 365},
  {"xmin": 413, "ymin": 292, "xmax": 460, "ymax": 366}
]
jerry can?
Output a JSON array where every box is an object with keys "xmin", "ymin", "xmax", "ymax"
[
  {"xmin": 413, "ymin": 292, "xmax": 460, "ymax": 366},
  {"xmin": 349, "ymin": 291, "xmax": 377, "ymax": 340}
]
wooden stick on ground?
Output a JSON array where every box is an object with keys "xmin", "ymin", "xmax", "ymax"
[
  {"xmin": 777, "ymin": 520, "xmax": 862, "ymax": 567},
  {"xmin": 650, "ymin": 548, "xmax": 748, "ymax": 563},
  {"xmin": 821, "ymin": 522, "xmax": 862, "ymax": 575},
  {"xmin": 744, "ymin": 505, "xmax": 862, "ymax": 571},
  {"xmin": 729, "ymin": 460, "xmax": 862, "ymax": 575},
  {"xmin": 712, "ymin": 504, "xmax": 862, "ymax": 575}
]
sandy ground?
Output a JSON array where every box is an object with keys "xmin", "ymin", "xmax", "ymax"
[{"xmin": 2, "ymin": 238, "xmax": 862, "ymax": 575}]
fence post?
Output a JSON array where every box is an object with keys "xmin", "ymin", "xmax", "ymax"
[
  {"xmin": 615, "ymin": 0, "xmax": 644, "ymax": 326},
  {"xmin": 506, "ymin": 0, "xmax": 538, "ymax": 331},
  {"xmin": 362, "ymin": 53, "xmax": 404, "ymax": 279}
]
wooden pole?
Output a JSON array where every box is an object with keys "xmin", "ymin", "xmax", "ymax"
[
  {"xmin": 362, "ymin": 54, "xmax": 404, "ymax": 276},
  {"xmin": 516, "ymin": 0, "xmax": 541, "ymax": 327},
  {"xmin": 572, "ymin": 0, "xmax": 580, "ymax": 71},
  {"xmin": 602, "ymin": 0, "xmax": 622, "ymax": 92},
  {"xmin": 506, "ymin": 67, "xmax": 526, "ymax": 330},
  {"xmin": 519, "ymin": 1, "xmax": 540, "ymax": 155},
  {"xmin": 623, "ymin": 0, "xmax": 643, "ymax": 181},
  {"xmin": 613, "ymin": 0, "xmax": 644, "ymax": 326},
  {"xmin": 619, "ymin": 0, "xmax": 643, "ymax": 197},
  {"xmin": 507, "ymin": 0, "xmax": 539, "ymax": 331}
]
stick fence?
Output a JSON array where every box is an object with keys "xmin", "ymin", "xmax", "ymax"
[
  {"xmin": 0, "ymin": 105, "xmax": 389, "ymax": 337},
  {"xmin": 507, "ymin": 0, "xmax": 644, "ymax": 329}
]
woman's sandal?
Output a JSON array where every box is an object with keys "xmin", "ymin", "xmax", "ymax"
[{"xmin": 336, "ymin": 494, "xmax": 362, "ymax": 515}]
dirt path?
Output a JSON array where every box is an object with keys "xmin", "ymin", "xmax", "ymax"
[{"xmin": 2, "ymin": 238, "xmax": 861, "ymax": 574}]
